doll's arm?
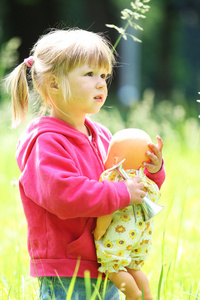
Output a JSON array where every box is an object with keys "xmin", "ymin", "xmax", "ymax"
[{"xmin": 93, "ymin": 214, "xmax": 113, "ymax": 241}]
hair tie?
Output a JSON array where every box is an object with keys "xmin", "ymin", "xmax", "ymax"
[{"xmin": 24, "ymin": 56, "xmax": 34, "ymax": 68}]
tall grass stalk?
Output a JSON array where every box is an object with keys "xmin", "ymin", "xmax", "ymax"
[
  {"xmin": 101, "ymin": 274, "xmax": 108, "ymax": 300},
  {"xmin": 84, "ymin": 271, "xmax": 92, "ymax": 300},
  {"xmin": 156, "ymin": 186, "xmax": 176, "ymax": 300},
  {"xmin": 195, "ymin": 286, "xmax": 200, "ymax": 300},
  {"xmin": 106, "ymin": 0, "xmax": 150, "ymax": 51},
  {"xmin": 110, "ymin": 14, "xmax": 136, "ymax": 51},
  {"xmin": 65, "ymin": 258, "xmax": 80, "ymax": 300},
  {"xmin": 84, "ymin": 271, "xmax": 104, "ymax": 300},
  {"xmin": 91, "ymin": 274, "xmax": 103, "ymax": 300},
  {"xmin": 156, "ymin": 264, "xmax": 163, "ymax": 300},
  {"xmin": 171, "ymin": 181, "xmax": 188, "ymax": 298}
]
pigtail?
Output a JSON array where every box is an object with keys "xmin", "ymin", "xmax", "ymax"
[{"xmin": 5, "ymin": 61, "xmax": 29, "ymax": 128}]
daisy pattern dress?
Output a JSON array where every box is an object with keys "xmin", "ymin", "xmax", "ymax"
[{"xmin": 95, "ymin": 167, "xmax": 160, "ymax": 273}]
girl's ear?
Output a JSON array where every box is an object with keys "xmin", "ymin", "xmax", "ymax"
[{"xmin": 49, "ymin": 75, "xmax": 59, "ymax": 93}]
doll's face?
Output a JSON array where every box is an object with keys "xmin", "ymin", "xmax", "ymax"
[{"xmin": 104, "ymin": 129, "xmax": 152, "ymax": 170}]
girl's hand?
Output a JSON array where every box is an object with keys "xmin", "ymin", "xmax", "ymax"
[
  {"xmin": 143, "ymin": 135, "xmax": 163, "ymax": 174},
  {"xmin": 124, "ymin": 177, "xmax": 146, "ymax": 205}
]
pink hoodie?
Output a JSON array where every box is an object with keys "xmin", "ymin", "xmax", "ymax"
[{"xmin": 16, "ymin": 116, "xmax": 165, "ymax": 278}]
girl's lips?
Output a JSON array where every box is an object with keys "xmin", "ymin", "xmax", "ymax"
[{"xmin": 94, "ymin": 95, "xmax": 104, "ymax": 102}]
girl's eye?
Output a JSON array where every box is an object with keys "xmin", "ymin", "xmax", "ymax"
[
  {"xmin": 100, "ymin": 74, "xmax": 107, "ymax": 79},
  {"xmin": 85, "ymin": 72, "xmax": 93, "ymax": 77}
]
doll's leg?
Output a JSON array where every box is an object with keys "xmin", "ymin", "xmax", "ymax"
[
  {"xmin": 127, "ymin": 268, "xmax": 153, "ymax": 300},
  {"xmin": 108, "ymin": 271, "xmax": 142, "ymax": 300}
]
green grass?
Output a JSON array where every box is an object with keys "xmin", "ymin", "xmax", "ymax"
[{"xmin": 0, "ymin": 100, "xmax": 200, "ymax": 299}]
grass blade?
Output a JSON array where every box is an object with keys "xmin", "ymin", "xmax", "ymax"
[
  {"xmin": 102, "ymin": 274, "xmax": 108, "ymax": 299},
  {"xmin": 171, "ymin": 182, "xmax": 189, "ymax": 298},
  {"xmin": 187, "ymin": 280, "xmax": 192, "ymax": 300},
  {"xmin": 66, "ymin": 258, "xmax": 81, "ymax": 300},
  {"xmin": 195, "ymin": 285, "xmax": 200, "ymax": 300},
  {"xmin": 142, "ymin": 283, "xmax": 144, "ymax": 300},
  {"xmin": 157, "ymin": 264, "xmax": 163, "ymax": 300},
  {"xmin": 84, "ymin": 270, "xmax": 91, "ymax": 300},
  {"xmin": 55, "ymin": 257, "xmax": 80, "ymax": 300},
  {"xmin": 90, "ymin": 273, "xmax": 102, "ymax": 300},
  {"xmin": 91, "ymin": 283, "xmax": 102, "ymax": 300},
  {"xmin": 163, "ymin": 258, "xmax": 172, "ymax": 299}
]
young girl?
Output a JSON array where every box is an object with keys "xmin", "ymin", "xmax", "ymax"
[{"xmin": 5, "ymin": 28, "xmax": 165, "ymax": 300}]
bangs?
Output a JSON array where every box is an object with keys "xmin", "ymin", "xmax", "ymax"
[
  {"xmin": 86, "ymin": 47, "xmax": 112, "ymax": 72},
  {"xmin": 66, "ymin": 31, "xmax": 115, "ymax": 74}
]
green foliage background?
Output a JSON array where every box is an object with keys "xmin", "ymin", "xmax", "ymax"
[{"xmin": 1, "ymin": 0, "xmax": 200, "ymax": 103}]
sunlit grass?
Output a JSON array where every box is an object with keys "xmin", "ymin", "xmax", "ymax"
[
  {"xmin": 143, "ymin": 136, "xmax": 200, "ymax": 300},
  {"xmin": 0, "ymin": 102, "xmax": 200, "ymax": 299}
]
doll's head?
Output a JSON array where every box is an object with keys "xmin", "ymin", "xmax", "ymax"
[{"xmin": 104, "ymin": 128, "xmax": 152, "ymax": 170}]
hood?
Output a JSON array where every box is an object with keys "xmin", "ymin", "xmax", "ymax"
[{"xmin": 16, "ymin": 116, "xmax": 98, "ymax": 172}]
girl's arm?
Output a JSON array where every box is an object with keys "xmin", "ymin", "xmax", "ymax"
[
  {"xmin": 19, "ymin": 134, "xmax": 130, "ymax": 220},
  {"xmin": 93, "ymin": 214, "xmax": 113, "ymax": 241}
]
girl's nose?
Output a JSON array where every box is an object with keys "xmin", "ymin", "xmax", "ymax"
[{"xmin": 96, "ymin": 77, "xmax": 106, "ymax": 89}]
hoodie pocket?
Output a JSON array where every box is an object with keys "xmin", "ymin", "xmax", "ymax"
[{"xmin": 66, "ymin": 218, "xmax": 97, "ymax": 261}]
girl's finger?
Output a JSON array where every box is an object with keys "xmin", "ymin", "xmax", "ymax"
[
  {"xmin": 156, "ymin": 135, "xmax": 163, "ymax": 152},
  {"xmin": 146, "ymin": 150, "xmax": 158, "ymax": 163},
  {"xmin": 148, "ymin": 140, "xmax": 162, "ymax": 158}
]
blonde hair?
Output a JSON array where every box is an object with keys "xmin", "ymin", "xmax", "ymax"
[{"xmin": 5, "ymin": 28, "xmax": 116, "ymax": 127}]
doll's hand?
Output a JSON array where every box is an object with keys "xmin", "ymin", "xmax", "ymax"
[
  {"xmin": 143, "ymin": 135, "xmax": 163, "ymax": 174},
  {"xmin": 125, "ymin": 177, "xmax": 146, "ymax": 205}
]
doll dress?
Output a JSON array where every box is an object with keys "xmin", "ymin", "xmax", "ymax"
[{"xmin": 95, "ymin": 167, "xmax": 160, "ymax": 273}]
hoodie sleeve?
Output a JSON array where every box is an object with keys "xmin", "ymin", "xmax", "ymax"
[{"xmin": 19, "ymin": 133, "xmax": 130, "ymax": 220}]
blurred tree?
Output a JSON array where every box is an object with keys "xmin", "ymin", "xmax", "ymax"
[
  {"xmin": 141, "ymin": 0, "xmax": 200, "ymax": 102},
  {"xmin": 1, "ymin": 0, "xmax": 200, "ymax": 107},
  {"xmin": 2, "ymin": 0, "xmax": 120, "ymax": 62}
]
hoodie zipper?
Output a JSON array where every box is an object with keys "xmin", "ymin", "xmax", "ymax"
[
  {"xmin": 85, "ymin": 122, "xmax": 105, "ymax": 169},
  {"xmin": 88, "ymin": 137, "xmax": 104, "ymax": 170},
  {"xmin": 92, "ymin": 140, "xmax": 100, "ymax": 158}
]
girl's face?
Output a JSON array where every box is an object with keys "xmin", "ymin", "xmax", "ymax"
[{"xmin": 65, "ymin": 63, "xmax": 108, "ymax": 117}]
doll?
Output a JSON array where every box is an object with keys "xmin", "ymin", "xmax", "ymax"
[{"xmin": 94, "ymin": 128, "xmax": 163, "ymax": 300}]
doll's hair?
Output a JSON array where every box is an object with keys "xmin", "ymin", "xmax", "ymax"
[{"xmin": 5, "ymin": 28, "xmax": 116, "ymax": 127}]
